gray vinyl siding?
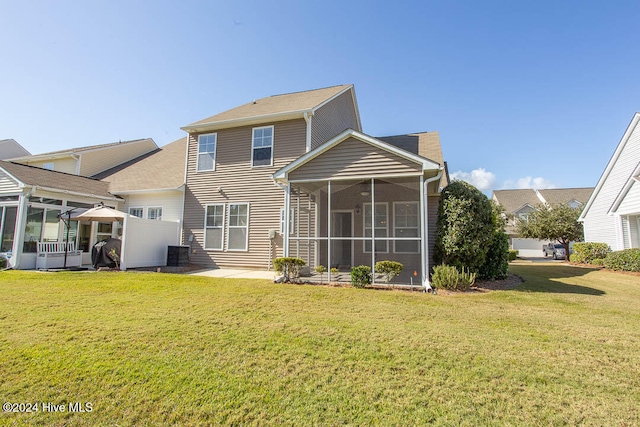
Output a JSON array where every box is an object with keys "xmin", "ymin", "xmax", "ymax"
[
  {"xmin": 427, "ymin": 195, "xmax": 439, "ymax": 271},
  {"xmin": 183, "ymin": 119, "xmax": 307, "ymax": 268},
  {"xmin": 0, "ymin": 170, "xmax": 21, "ymax": 193},
  {"xmin": 583, "ymin": 119, "xmax": 640, "ymax": 250},
  {"xmin": 289, "ymin": 137, "xmax": 422, "ymax": 181},
  {"xmin": 310, "ymin": 89, "xmax": 360, "ymax": 150}
]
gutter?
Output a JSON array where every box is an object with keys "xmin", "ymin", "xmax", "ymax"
[{"xmin": 422, "ymin": 170, "xmax": 443, "ymax": 292}]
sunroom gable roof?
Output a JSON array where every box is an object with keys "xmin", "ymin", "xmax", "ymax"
[{"xmin": 273, "ymin": 129, "xmax": 442, "ymax": 183}]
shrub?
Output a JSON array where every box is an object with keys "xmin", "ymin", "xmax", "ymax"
[
  {"xmin": 478, "ymin": 231, "xmax": 509, "ymax": 280},
  {"xmin": 591, "ymin": 258, "xmax": 605, "ymax": 266},
  {"xmin": 0, "ymin": 256, "xmax": 6, "ymax": 269},
  {"xmin": 314, "ymin": 265, "xmax": 327, "ymax": 284},
  {"xmin": 604, "ymin": 249, "xmax": 640, "ymax": 272},
  {"xmin": 434, "ymin": 181, "xmax": 494, "ymax": 274},
  {"xmin": 375, "ymin": 260, "xmax": 403, "ymax": 285},
  {"xmin": 273, "ymin": 257, "xmax": 306, "ymax": 282},
  {"xmin": 569, "ymin": 253, "xmax": 580, "ymax": 263},
  {"xmin": 508, "ymin": 250, "xmax": 518, "ymax": 261},
  {"xmin": 431, "ymin": 264, "xmax": 476, "ymax": 291},
  {"xmin": 350, "ymin": 265, "xmax": 371, "ymax": 288},
  {"xmin": 572, "ymin": 242, "xmax": 611, "ymax": 264}
]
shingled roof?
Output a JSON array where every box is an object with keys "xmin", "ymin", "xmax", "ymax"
[
  {"xmin": 537, "ymin": 188, "xmax": 593, "ymax": 205},
  {"xmin": 492, "ymin": 189, "xmax": 542, "ymax": 214},
  {"xmin": 183, "ymin": 85, "xmax": 354, "ymax": 131},
  {"xmin": 94, "ymin": 137, "xmax": 187, "ymax": 193},
  {"xmin": 378, "ymin": 131, "xmax": 449, "ymax": 188},
  {"xmin": 0, "ymin": 160, "xmax": 118, "ymax": 200}
]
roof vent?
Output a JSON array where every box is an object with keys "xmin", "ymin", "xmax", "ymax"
[{"xmin": 252, "ymin": 100, "xmax": 257, "ymax": 104}]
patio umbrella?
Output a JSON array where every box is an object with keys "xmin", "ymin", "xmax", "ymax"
[{"xmin": 75, "ymin": 205, "xmax": 129, "ymax": 222}]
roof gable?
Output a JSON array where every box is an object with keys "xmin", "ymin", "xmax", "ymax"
[
  {"xmin": 9, "ymin": 138, "xmax": 157, "ymax": 162},
  {"xmin": 492, "ymin": 189, "xmax": 541, "ymax": 214},
  {"xmin": 182, "ymin": 85, "xmax": 354, "ymax": 132},
  {"xmin": 95, "ymin": 137, "xmax": 187, "ymax": 193},
  {"xmin": 0, "ymin": 139, "xmax": 31, "ymax": 160},
  {"xmin": 273, "ymin": 129, "xmax": 441, "ymax": 183},
  {"xmin": 580, "ymin": 112, "xmax": 640, "ymax": 220}
]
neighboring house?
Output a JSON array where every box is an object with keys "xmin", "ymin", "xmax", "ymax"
[
  {"xmin": 9, "ymin": 138, "xmax": 157, "ymax": 176},
  {"xmin": 180, "ymin": 84, "xmax": 448, "ymax": 286},
  {"xmin": 94, "ymin": 137, "xmax": 187, "ymax": 223},
  {"xmin": 580, "ymin": 112, "xmax": 640, "ymax": 250},
  {"xmin": 0, "ymin": 139, "xmax": 30, "ymax": 160},
  {"xmin": 493, "ymin": 187, "xmax": 593, "ymax": 257},
  {"xmin": 0, "ymin": 160, "xmax": 122, "ymax": 269},
  {"xmin": 1, "ymin": 138, "xmax": 184, "ymax": 270}
]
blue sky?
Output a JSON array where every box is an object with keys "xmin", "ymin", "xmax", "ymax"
[{"xmin": 1, "ymin": 1, "xmax": 639, "ymax": 194}]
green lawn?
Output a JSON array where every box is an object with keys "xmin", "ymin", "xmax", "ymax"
[{"xmin": 1, "ymin": 265, "xmax": 639, "ymax": 426}]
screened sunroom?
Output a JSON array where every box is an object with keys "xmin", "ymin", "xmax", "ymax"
[{"xmin": 273, "ymin": 130, "xmax": 443, "ymax": 288}]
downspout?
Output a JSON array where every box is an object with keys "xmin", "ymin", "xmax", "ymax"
[
  {"xmin": 422, "ymin": 170, "xmax": 443, "ymax": 292},
  {"xmin": 304, "ymin": 111, "xmax": 313, "ymax": 153}
]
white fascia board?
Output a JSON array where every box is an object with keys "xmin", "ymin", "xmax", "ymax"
[
  {"xmin": 33, "ymin": 186, "xmax": 122, "ymax": 202},
  {"xmin": 180, "ymin": 110, "xmax": 306, "ymax": 133},
  {"xmin": 609, "ymin": 161, "xmax": 640, "ymax": 214},
  {"xmin": 580, "ymin": 112, "xmax": 640, "ymax": 220},
  {"xmin": 273, "ymin": 129, "xmax": 442, "ymax": 183}
]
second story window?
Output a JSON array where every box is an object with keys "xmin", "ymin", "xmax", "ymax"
[
  {"xmin": 252, "ymin": 126, "xmax": 273, "ymax": 167},
  {"xmin": 197, "ymin": 133, "xmax": 217, "ymax": 172}
]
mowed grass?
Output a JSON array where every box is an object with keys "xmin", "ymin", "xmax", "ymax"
[{"xmin": 1, "ymin": 265, "xmax": 639, "ymax": 426}]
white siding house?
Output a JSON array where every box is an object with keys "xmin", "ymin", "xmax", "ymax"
[{"xmin": 580, "ymin": 113, "xmax": 640, "ymax": 250}]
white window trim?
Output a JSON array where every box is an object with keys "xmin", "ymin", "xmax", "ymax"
[
  {"xmin": 280, "ymin": 208, "xmax": 294, "ymax": 235},
  {"xmin": 147, "ymin": 206, "xmax": 163, "ymax": 221},
  {"xmin": 129, "ymin": 206, "xmax": 144, "ymax": 218},
  {"xmin": 393, "ymin": 201, "xmax": 420, "ymax": 254},
  {"xmin": 197, "ymin": 133, "xmax": 217, "ymax": 172},
  {"xmin": 363, "ymin": 202, "xmax": 388, "ymax": 253},
  {"xmin": 251, "ymin": 125, "xmax": 274, "ymax": 168},
  {"xmin": 226, "ymin": 202, "xmax": 250, "ymax": 252},
  {"xmin": 204, "ymin": 204, "xmax": 225, "ymax": 251}
]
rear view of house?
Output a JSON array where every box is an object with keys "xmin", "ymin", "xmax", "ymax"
[{"xmin": 181, "ymin": 85, "xmax": 448, "ymax": 286}]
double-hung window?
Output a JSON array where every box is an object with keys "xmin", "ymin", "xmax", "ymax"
[
  {"xmin": 252, "ymin": 126, "xmax": 273, "ymax": 167},
  {"xmin": 129, "ymin": 207, "xmax": 143, "ymax": 218},
  {"xmin": 227, "ymin": 203, "xmax": 249, "ymax": 251},
  {"xmin": 364, "ymin": 203, "xmax": 388, "ymax": 253},
  {"xmin": 204, "ymin": 204, "xmax": 225, "ymax": 250},
  {"xmin": 394, "ymin": 202, "xmax": 419, "ymax": 253},
  {"xmin": 197, "ymin": 133, "xmax": 217, "ymax": 171},
  {"xmin": 147, "ymin": 207, "xmax": 162, "ymax": 220}
]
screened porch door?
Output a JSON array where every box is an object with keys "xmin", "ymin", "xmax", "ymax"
[{"xmin": 331, "ymin": 211, "xmax": 353, "ymax": 270}]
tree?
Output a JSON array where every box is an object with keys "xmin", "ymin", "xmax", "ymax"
[
  {"xmin": 434, "ymin": 181, "xmax": 494, "ymax": 273},
  {"xmin": 516, "ymin": 203, "xmax": 584, "ymax": 258}
]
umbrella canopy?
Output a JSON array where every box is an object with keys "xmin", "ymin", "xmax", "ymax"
[{"xmin": 76, "ymin": 205, "xmax": 129, "ymax": 222}]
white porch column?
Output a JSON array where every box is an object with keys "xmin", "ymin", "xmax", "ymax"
[
  {"xmin": 370, "ymin": 178, "xmax": 375, "ymax": 285},
  {"xmin": 12, "ymin": 193, "xmax": 29, "ymax": 269},
  {"xmin": 327, "ymin": 180, "xmax": 331, "ymax": 272},
  {"xmin": 284, "ymin": 183, "xmax": 291, "ymax": 256},
  {"xmin": 420, "ymin": 175, "xmax": 430, "ymax": 290}
]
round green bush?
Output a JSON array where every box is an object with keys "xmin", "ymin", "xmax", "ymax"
[
  {"xmin": 604, "ymin": 249, "xmax": 640, "ymax": 272},
  {"xmin": 0, "ymin": 256, "xmax": 6, "ymax": 269},
  {"xmin": 591, "ymin": 258, "xmax": 605, "ymax": 266},
  {"xmin": 350, "ymin": 265, "xmax": 371, "ymax": 288},
  {"xmin": 572, "ymin": 242, "xmax": 611, "ymax": 264}
]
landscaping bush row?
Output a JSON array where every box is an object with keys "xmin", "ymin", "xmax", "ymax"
[
  {"xmin": 571, "ymin": 242, "xmax": 611, "ymax": 264},
  {"xmin": 603, "ymin": 248, "xmax": 640, "ymax": 272},
  {"xmin": 275, "ymin": 258, "xmax": 405, "ymax": 288},
  {"xmin": 431, "ymin": 264, "xmax": 476, "ymax": 291}
]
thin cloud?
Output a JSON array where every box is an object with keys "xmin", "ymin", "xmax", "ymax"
[
  {"xmin": 451, "ymin": 168, "xmax": 496, "ymax": 192},
  {"xmin": 507, "ymin": 176, "xmax": 557, "ymax": 189}
]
